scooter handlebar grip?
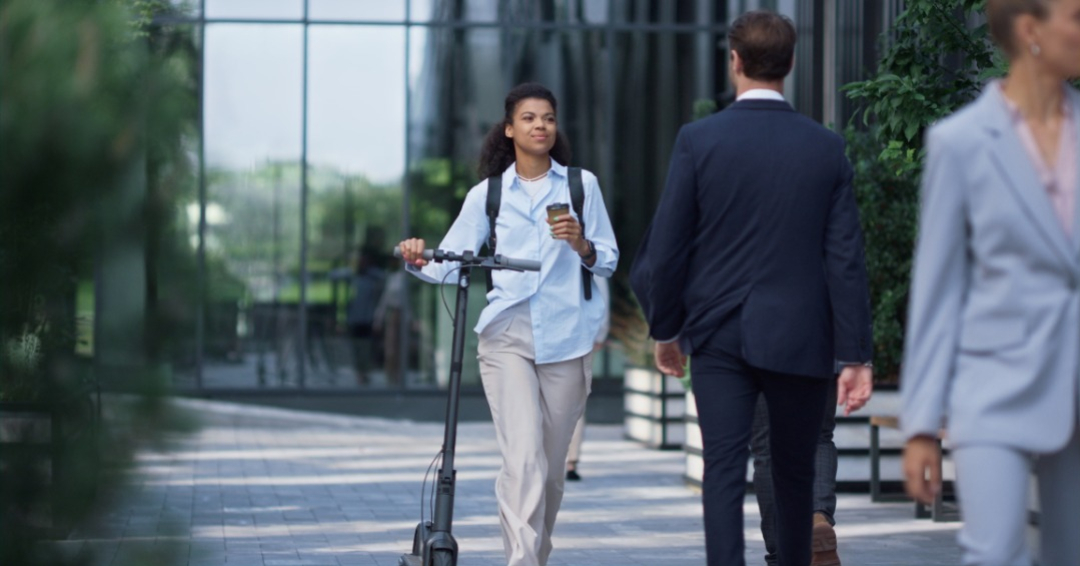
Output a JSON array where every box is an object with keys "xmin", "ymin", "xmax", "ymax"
[
  {"xmin": 501, "ymin": 256, "xmax": 541, "ymax": 272},
  {"xmin": 393, "ymin": 246, "xmax": 435, "ymax": 260}
]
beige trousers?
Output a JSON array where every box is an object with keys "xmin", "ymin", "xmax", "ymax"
[
  {"xmin": 477, "ymin": 303, "xmax": 591, "ymax": 566},
  {"xmin": 566, "ymin": 413, "xmax": 586, "ymax": 465}
]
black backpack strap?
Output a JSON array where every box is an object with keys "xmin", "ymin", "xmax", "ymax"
[
  {"xmin": 568, "ymin": 167, "xmax": 592, "ymax": 301},
  {"xmin": 484, "ymin": 175, "xmax": 501, "ymax": 294}
]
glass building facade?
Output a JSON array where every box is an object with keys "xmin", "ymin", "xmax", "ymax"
[{"xmin": 129, "ymin": 0, "xmax": 900, "ymax": 400}]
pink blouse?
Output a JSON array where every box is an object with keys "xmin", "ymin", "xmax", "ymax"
[{"xmin": 1001, "ymin": 86, "xmax": 1078, "ymax": 238}]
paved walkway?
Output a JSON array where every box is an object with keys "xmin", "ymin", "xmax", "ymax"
[{"xmin": 62, "ymin": 398, "xmax": 963, "ymax": 566}]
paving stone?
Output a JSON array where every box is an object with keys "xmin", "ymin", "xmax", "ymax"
[{"xmin": 63, "ymin": 398, "xmax": 964, "ymax": 566}]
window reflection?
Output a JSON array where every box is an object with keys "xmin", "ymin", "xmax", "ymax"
[
  {"xmin": 407, "ymin": 27, "xmax": 503, "ymax": 387},
  {"xmin": 205, "ymin": 25, "xmax": 303, "ymax": 169},
  {"xmin": 183, "ymin": 0, "xmax": 746, "ymax": 392},
  {"xmin": 307, "ymin": 26, "xmax": 405, "ymax": 388},
  {"xmin": 308, "ymin": 26, "xmax": 405, "ymax": 186},
  {"xmin": 202, "ymin": 25, "xmax": 304, "ymax": 388}
]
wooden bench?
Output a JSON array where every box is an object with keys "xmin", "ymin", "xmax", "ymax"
[{"xmin": 869, "ymin": 415, "xmax": 959, "ymax": 522}]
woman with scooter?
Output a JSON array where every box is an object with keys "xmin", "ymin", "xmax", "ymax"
[{"xmin": 398, "ymin": 82, "xmax": 618, "ymax": 566}]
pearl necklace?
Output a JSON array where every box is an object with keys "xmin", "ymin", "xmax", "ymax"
[{"xmin": 517, "ymin": 170, "xmax": 549, "ymax": 182}]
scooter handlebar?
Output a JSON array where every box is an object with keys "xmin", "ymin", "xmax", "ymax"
[
  {"xmin": 393, "ymin": 247, "xmax": 541, "ymax": 272},
  {"xmin": 393, "ymin": 246, "xmax": 436, "ymax": 261},
  {"xmin": 498, "ymin": 256, "xmax": 541, "ymax": 272}
]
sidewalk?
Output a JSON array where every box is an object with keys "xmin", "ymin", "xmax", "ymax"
[{"xmin": 63, "ymin": 398, "xmax": 962, "ymax": 566}]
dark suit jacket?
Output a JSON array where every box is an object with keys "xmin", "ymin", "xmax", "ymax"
[{"xmin": 630, "ymin": 99, "xmax": 872, "ymax": 378}]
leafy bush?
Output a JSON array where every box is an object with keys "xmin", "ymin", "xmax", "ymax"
[
  {"xmin": 842, "ymin": 0, "xmax": 1002, "ymax": 380},
  {"xmin": 846, "ymin": 127, "xmax": 919, "ymax": 380}
]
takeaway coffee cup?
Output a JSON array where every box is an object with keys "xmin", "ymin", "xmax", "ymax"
[{"xmin": 546, "ymin": 202, "xmax": 569, "ymax": 224}]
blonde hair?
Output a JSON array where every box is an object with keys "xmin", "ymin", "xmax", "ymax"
[{"xmin": 987, "ymin": 0, "xmax": 1051, "ymax": 56}]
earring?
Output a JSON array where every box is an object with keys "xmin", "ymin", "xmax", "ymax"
[{"xmin": 1031, "ymin": 43, "xmax": 1041, "ymax": 56}]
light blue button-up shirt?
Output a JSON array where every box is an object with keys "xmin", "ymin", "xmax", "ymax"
[{"xmin": 407, "ymin": 160, "xmax": 618, "ymax": 364}]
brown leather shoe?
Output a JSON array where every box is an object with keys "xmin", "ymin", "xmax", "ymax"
[{"xmin": 811, "ymin": 512, "xmax": 841, "ymax": 566}]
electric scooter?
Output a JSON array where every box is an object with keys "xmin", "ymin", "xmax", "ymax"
[{"xmin": 395, "ymin": 247, "xmax": 541, "ymax": 566}]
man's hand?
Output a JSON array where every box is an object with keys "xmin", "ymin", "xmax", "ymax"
[
  {"xmin": 837, "ymin": 364, "xmax": 872, "ymax": 416},
  {"xmin": 903, "ymin": 436, "xmax": 942, "ymax": 505},
  {"xmin": 654, "ymin": 341, "xmax": 686, "ymax": 377}
]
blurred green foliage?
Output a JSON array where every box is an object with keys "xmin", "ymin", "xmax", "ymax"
[
  {"xmin": 845, "ymin": 126, "xmax": 920, "ymax": 382},
  {"xmin": 842, "ymin": 0, "xmax": 1002, "ymax": 380},
  {"xmin": 1, "ymin": 0, "xmax": 196, "ymax": 563}
]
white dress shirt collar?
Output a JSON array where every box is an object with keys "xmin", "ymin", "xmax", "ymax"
[{"xmin": 736, "ymin": 88, "xmax": 786, "ymax": 102}]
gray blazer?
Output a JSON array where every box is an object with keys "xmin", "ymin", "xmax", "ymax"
[{"xmin": 901, "ymin": 81, "xmax": 1080, "ymax": 452}]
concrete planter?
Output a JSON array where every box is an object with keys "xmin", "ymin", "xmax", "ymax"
[{"xmin": 623, "ymin": 366, "xmax": 686, "ymax": 449}]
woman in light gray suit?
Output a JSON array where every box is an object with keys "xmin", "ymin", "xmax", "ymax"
[{"xmin": 902, "ymin": 0, "xmax": 1080, "ymax": 564}]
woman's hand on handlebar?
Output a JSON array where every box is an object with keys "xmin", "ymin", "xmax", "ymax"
[{"xmin": 399, "ymin": 238, "xmax": 428, "ymax": 267}]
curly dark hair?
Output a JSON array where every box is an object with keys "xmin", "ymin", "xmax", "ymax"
[{"xmin": 477, "ymin": 82, "xmax": 571, "ymax": 180}]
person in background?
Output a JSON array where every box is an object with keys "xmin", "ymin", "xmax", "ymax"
[
  {"xmin": 373, "ymin": 261, "xmax": 405, "ymax": 386},
  {"xmin": 566, "ymin": 276, "xmax": 610, "ymax": 481},
  {"xmin": 345, "ymin": 246, "xmax": 385, "ymax": 385},
  {"xmin": 751, "ymin": 384, "xmax": 847, "ymax": 566}
]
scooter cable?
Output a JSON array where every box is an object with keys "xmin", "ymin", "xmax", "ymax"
[{"xmin": 439, "ymin": 266, "xmax": 464, "ymax": 320}]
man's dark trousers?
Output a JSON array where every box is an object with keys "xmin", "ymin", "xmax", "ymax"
[
  {"xmin": 752, "ymin": 383, "xmax": 839, "ymax": 566},
  {"xmin": 693, "ymin": 315, "xmax": 830, "ymax": 566}
]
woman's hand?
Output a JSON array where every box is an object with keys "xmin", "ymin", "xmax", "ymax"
[
  {"xmin": 903, "ymin": 435, "xmax": 942, "ymax": 505},
  {"xmin": 547, "ymin": 214, "xmax": 589, "ymax": 256},
  {"xmin": 398, "ymin": 238, "xmax": 427, "ymax": 267}
]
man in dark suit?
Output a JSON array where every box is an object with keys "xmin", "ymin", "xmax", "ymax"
[{"xmin": 630, "ymin": 10, "xmax": 874, "ymax": 566}]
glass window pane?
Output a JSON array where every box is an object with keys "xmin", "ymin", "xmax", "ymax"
[
  {"xmin": 409, "ymin": 0, "xmax": 432, "ymax": 21},
  {"xmin": 411, "ymin": 0, "xmax": 497, "ymax": 22},
  {"xmin": 307, "ymin": 26, "xmax": 406, "ymax": 389},
  {"xmin": 203, "ymin": 24, "xmax": 304, "ymax": 388},
  {"xmin": 206, "ymin": 0, "xmax": 302, "ymax": 20},
  {"xmin": 205, "ymin": 25, "xmax": 303, "ymax": 173},
  {"xmin": 309, "ymin": 0, "xmax": 405, "ymax": 21},
  {"xmin": 308, "ymin": 26, "xmax": 405, "ymax": 188}
]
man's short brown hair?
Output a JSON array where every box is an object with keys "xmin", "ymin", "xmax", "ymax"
[
  {"xmin": 987, "ymin": 0, "xmax": 1051, "ymax": 57},
  {"xmin": 728, "ymin": 10, "xmax": 797, "ymax": 82}
]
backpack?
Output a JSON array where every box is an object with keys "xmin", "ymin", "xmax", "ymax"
[{"xmin": 484, "ymin": 167, "xmax": 593, "ymax": 300}]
